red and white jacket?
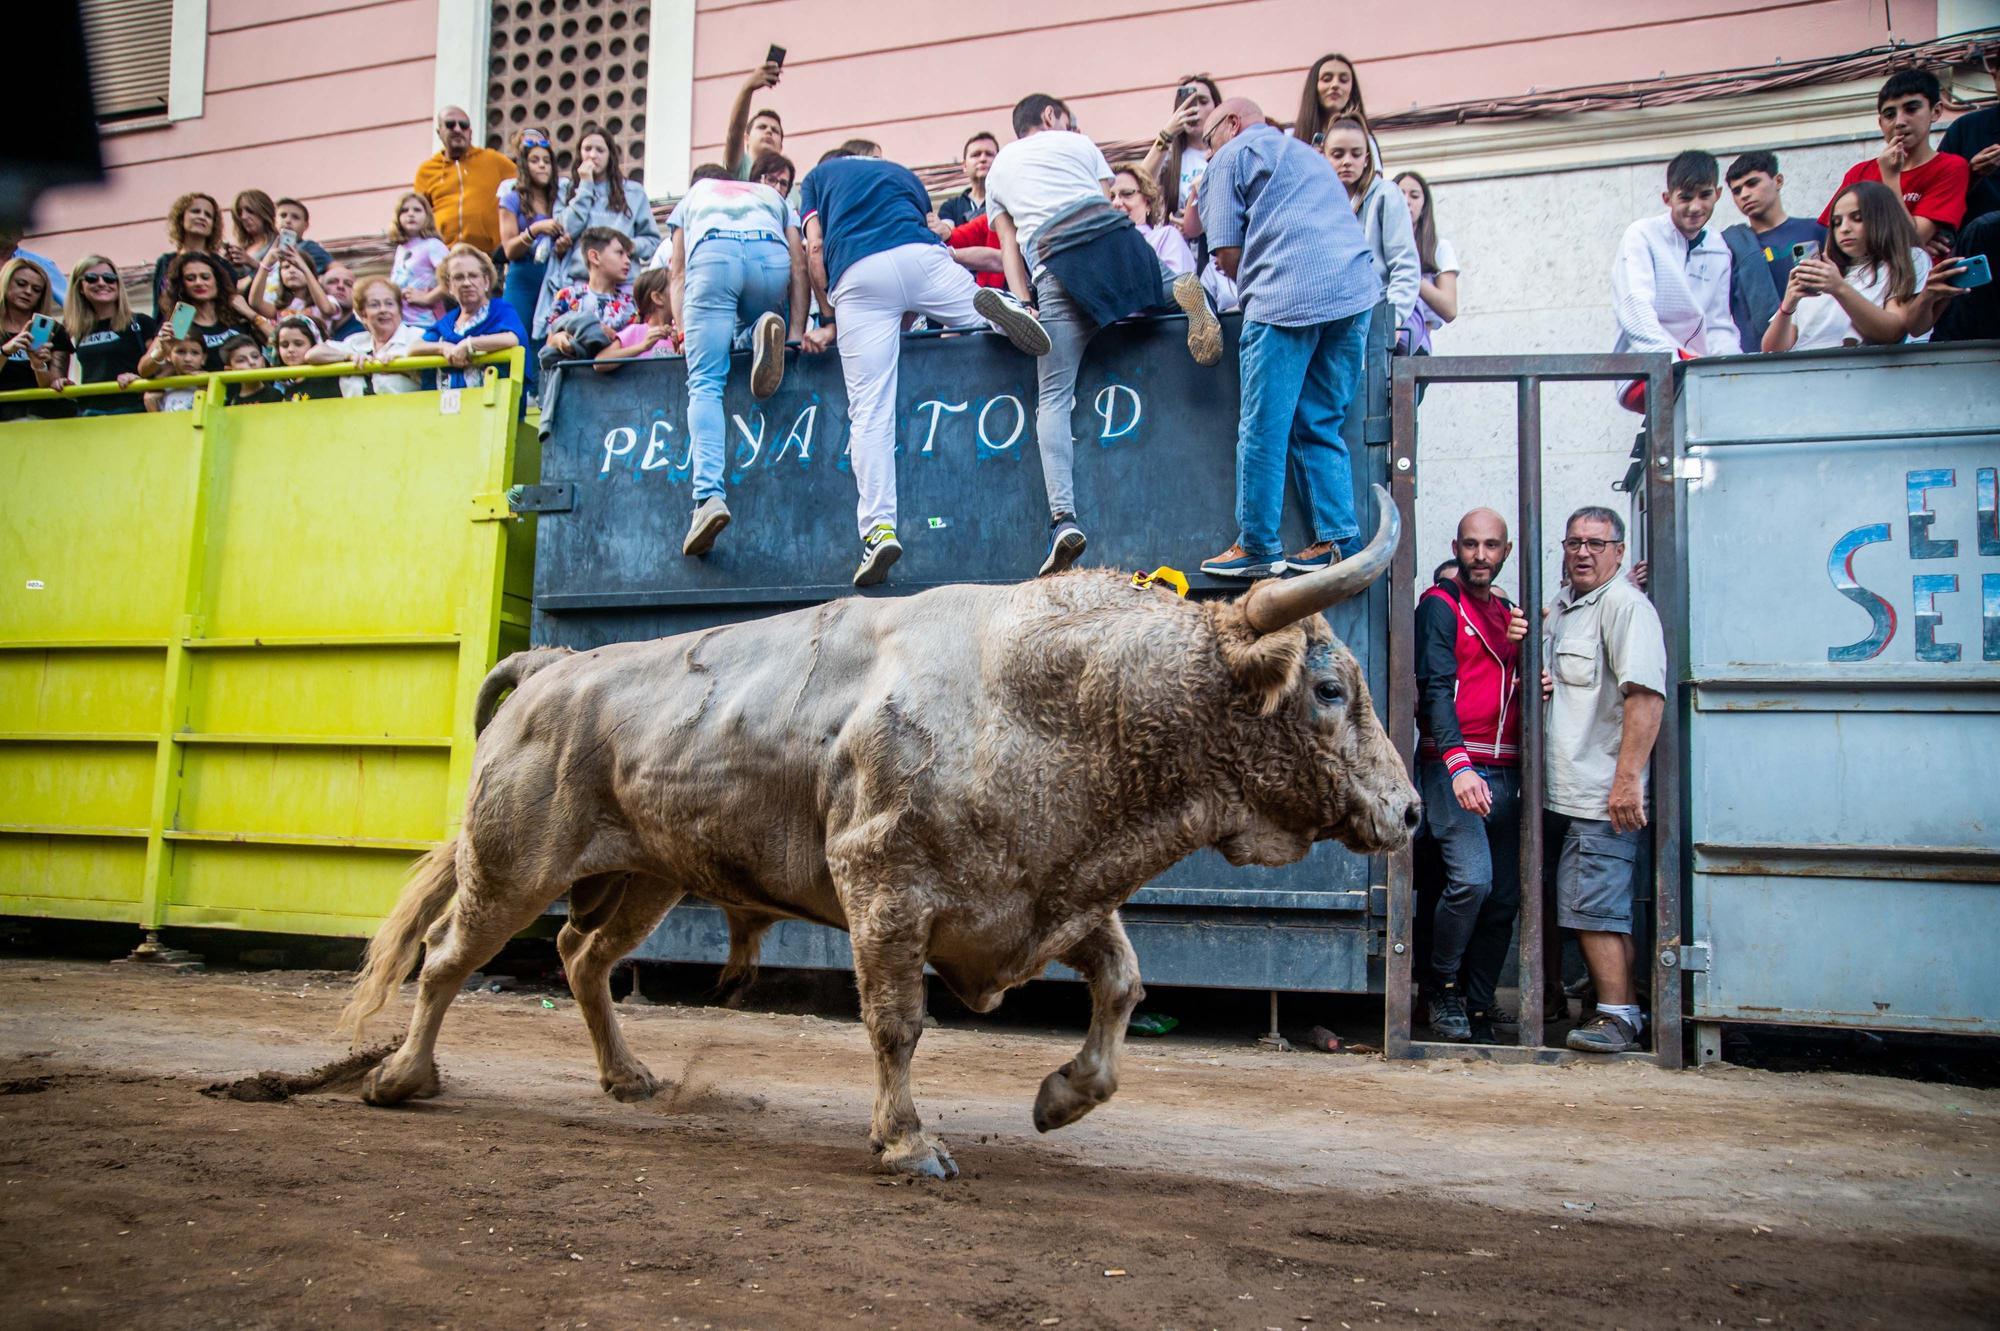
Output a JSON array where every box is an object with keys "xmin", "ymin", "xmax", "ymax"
[{"xmin": 1415, "ymin": 578, "xmax": 1521, "ymax": 775}]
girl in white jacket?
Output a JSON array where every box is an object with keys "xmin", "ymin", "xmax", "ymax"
[{"xmin": 1323, "ymin": 119, "xmax": 1421, "ymax": 344}]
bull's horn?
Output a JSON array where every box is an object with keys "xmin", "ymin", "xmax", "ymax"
[{"xmin": 1242, "ymin": 484, "xmax": 1400, "ymax": 634}]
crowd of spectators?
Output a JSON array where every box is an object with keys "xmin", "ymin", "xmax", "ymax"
[{"xmin": 6, "ymin": 41, "xmax": 1992, "ymax": 432}]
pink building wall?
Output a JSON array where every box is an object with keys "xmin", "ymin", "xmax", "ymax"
[
  {"xmin": 31, "ymin": 0, "xmax": 441, "ymax": 278},
  {"xmin": 29, "ymin": 0, "xmax": 1941, "ymax": 274}
]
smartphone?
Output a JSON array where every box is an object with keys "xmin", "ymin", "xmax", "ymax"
[
  {"xmin": 171, "ymin": 302, "xmax": 196, "ymax": 338},
  {"xmin": 279, "ymin": 228, "xmax": 299, "ymax": 250},
  {"xmin": 765, "ymin": 44, "xmax": 786, "ymax": 68},
  {"xmin": 1790, "ymin": 241, "xmax": 1818, "ymax": 264},
  {"xmin": 1176, "ymin": 83, "xmax": 1200, "ymax": 105},
  {"xmin": 26, "ymin": 313, "xmax": 56, "ymax": 349},
  {"xmin": 1946, "ymin": 252, "xmax": 1992, "ymax": 290}
]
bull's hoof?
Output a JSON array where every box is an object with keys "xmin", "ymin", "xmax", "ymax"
[
  {"xmin": 360, "ymin": 1060, "xmax": 439, "ymax": 1106},
  {"xmin": 603, "ymin": 1067, "xmax": 662, "ymax": 1103},
  {"xmin": 872, "ymin": 1134, "xmax": 959, "ymax": 1181},
  {"xmin": 1033, "ymin": 1061, "xmax": 1108, "ymax": 1133}
]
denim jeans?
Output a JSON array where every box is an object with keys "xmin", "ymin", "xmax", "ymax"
[
  {"xmin": 1419, "ymin": 760, "xmax": 1522, "ymax": 1010},
  {"xmin": 1234, "ymin": 309, "xmax": 1371, "ymax": 559},
  {"xmin": 684, "ymin": 234, "xmax": 791, "ymax": 503}
]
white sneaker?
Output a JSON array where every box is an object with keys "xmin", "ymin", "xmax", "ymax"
[
  {"xmin": 683, "ymin": 496, "xmax": 730, "ymax": 556},
  {"xmin": 973, "ymin": 287, "xmax": 1052, "ymax": 356}
]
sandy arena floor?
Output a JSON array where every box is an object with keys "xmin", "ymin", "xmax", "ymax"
[{"xmin": 0, "ymin": 959, "xmax": 1994, "ymax": 1329}]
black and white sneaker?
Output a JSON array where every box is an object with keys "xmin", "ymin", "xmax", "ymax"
[
  {"xmin": 1038, "ymin": 517, "xmax": 1087, "ymax": 577},
  {"xmin": 683, "ymin": 495, "xmax": 730, "ymax": 556},
  {"xmin": 854, "ymin": 524, "xmax": 901, "ymax": 587},
  {"xmin": 973, "ymin": 287, "xmax": 1052, "ymax": 356},
  {"xmin": 750, "ymin": 312, "xmax": 786, "ymax": 399}
]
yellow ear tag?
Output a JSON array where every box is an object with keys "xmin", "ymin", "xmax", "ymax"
[{"xmin": 1130, "ymin": 566, "xmax": 1190, "ymax": 597}]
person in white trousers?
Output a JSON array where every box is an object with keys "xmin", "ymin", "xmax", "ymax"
[{"xmin": 799, "ymin": 146, "xmax": 1051, "ymax": 586}]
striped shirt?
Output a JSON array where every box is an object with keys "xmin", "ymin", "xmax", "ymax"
[{"xmin": 1197, "ymin": 124, "xmax": 1379, "ymax": 328}]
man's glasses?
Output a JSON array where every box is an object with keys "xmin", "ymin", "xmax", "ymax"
[
  {"xmin": 1201, "ymin": 116, "xmax": 1233, "ymax": 150},
  {"xmin": 442, "ymin": 118, "xmax": 471, "ymax": 130},
  {"xmin": 1561, "ymin": 537, "xmax": 1621, "ymax": 553},
  {"xmin": 81, "ymin": 271, "xmax": 119, "ymax": 285}
]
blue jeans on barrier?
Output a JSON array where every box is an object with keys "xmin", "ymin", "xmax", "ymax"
[
  {"xmin": 1234, "ymin": 308, "xmax": 1371, "ymax": 560},
  {"xmin": 685, "ymin": 234, "xmax": 791, "ymax": 503}
]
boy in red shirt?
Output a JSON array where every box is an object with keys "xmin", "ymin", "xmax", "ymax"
[{"xmin": 1821, "ymin": 69, "xmax": 1969, "ymax": 258}]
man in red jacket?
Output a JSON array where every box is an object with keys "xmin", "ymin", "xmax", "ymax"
[{"xmin": 1416, "ymin": 508, "xmax": 1528, "ymax": 1042}]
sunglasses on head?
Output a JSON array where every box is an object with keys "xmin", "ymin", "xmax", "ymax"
[{"xmin": 521, "ymin": 134, "xmax": 551, "ymax": 149}]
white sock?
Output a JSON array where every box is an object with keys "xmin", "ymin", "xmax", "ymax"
[{"xmin": 1599, "ymin": 1002, "xmax": 1644, "ymax": 1034}]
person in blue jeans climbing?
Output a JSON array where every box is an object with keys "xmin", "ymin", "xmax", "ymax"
[
  {"xmin": 663, "ymin": 164, "xmax": 810, "ymax": 558},
  {"xmin": 1194, "ymin": 97, "xmax": 1383, "ymax": 580}
]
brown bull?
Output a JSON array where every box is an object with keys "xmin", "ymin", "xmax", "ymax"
[{"xmin": 338, "ymin": 486, "xmax": 1417, "ymax": 1178}]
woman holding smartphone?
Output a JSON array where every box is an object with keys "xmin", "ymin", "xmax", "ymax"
[
  {"xmin": 1762, "ymin": 181, "xmax": 1928, "ymax": 352},
  {"xmin": 155, "ymin": 252, "xmax": 261, "ymax": 370},
  {"xmin": 0, "ymin": 258, "xmax": 73, "ymax": 420},
  {"xmin": 57, "ymin": 254, "xmax": 159, "ymax": 415},
  {"xmin": 1139, "ymin": 74, "xmax": 1221, "ymax": 235}
]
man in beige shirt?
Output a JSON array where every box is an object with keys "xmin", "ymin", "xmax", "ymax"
[{"xmin": 1542, "ymin": 505, "xmax": 1667, "ymax": 1053}]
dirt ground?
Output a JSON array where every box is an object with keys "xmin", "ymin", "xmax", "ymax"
[{"xmin": 1, "ymin": 960, "xmax": 1994, "ymax": 1330}]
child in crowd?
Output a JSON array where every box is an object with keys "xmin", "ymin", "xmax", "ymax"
[
  {"xmin": 1395, "ymin": 171, "xmax": 1460, "ymax": 354},
  {"xmin": 1324, "ymin": 120, "xmax": 1421, "ymax": 341},
  {"xmin": 543, "ymin": 226, "xmax": 638, "ymax": 359},
  {"xmin": 1763, "ymin": 180, "xmax": 1930, "ymax": 352},
  {"xmin": 269, "ymin": 314, "xmax": 342, "ymax": 401},
  {"xmin": 1722, "ymin": 150, "xmax": 1825, "ymax": 351},
  {"xmin": 1821, "ymin": 70, "xmax": 1968, "ymax": 259},
  {"xmin": 142, "ymin": 335, "xmax": 209, "ymax": 412},
  {"xmin": 246, "ymin": 238, "xmax": 339, "ymax": 325},
  {"xmin": 595, "ymin": 267, "xmax": 678, "ymax": 365},
  {"xmin": 1611, "ymin": 150, "xmax": 1741, "ymax": 367},
  {"xmin": 217, "ymin": 332, "xmax": 282, "ymax": 405},
  {"xmin": 390, "ymin": 192, "xmax": 451, "ymax": 331}
]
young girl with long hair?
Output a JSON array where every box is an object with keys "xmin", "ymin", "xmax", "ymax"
[
  {"xmin": 1139, "ymin": 73, "xmax": 1222, "ymax": 227},
  {"xmin": 499, "ymin": 127, "xmax": 562, "ymax": 370},
  {"xmin": 1763, "ymin": 180, "xmax": 1927, "ymax": 351},
  {"xmin": 536, "ymin": 124, "xmax": 661, "ymax": 336},
  {"xmin": 1393, "ymin": 171, "xmax": 1460, "ymax": 351},
  {"xmin": 1324, "ymin": 120, "xmax": 1419, "ymax": 338},
  {"xmin": 1294, "ymin": 53, "xmax": 1379, "ymax": 164},
  {"xmin": 389, "ymin": 192, "xmax": 451, "ymax": 331},
  {"xmin": 62, "ymin": 254, "xmax": 159, "ymax": 413}
]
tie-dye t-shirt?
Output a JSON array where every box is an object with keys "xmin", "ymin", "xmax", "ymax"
[{"xmin": 663, "ymin": 179, "xmax": 798, "ymax": 254}]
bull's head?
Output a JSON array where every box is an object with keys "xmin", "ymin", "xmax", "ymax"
[{"xmin": 1211, "ymin": 485, "xmax": 1420, "ymax": 865}]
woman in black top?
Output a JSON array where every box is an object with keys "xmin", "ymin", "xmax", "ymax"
[
  {"xmin": 59, "ymin": 253, "xmax": 160, "ymax": 415},
  {"xmin": 150, "ymin": 192, "xmax": 234, "ymax": 317},
  {"xmin": 0, "ymin": 257, "xmax": 73, "ymax": 421},
  {"xmin": 160, "ymin": 252, "xmax": 260, "ymax": 370}
]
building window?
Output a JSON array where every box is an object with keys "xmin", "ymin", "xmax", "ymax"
[
  {"xmin": 487, "ymin": 0, "xmax": 651, "ymax": 183},
  {"xmin": 80, "ymin": 0, "xmax": 174, "ymax": 124}
]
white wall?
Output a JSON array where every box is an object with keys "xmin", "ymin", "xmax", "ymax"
[{"xmin": 1412, "ymin": 138, "xmax": 1869, "ymax": 607}]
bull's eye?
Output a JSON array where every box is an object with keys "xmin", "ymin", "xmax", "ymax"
[{"xmin": 1313, "ymin": 680, "xmax": 1344, "ymax": 707}]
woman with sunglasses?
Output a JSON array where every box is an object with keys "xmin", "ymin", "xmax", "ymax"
[
  {"xmin": 499, "ymin": 127, "xmax": 561, "ymax": 383},
  {"xmin": 58, "ymin": 255, "xmax": 159, "ymax": 415}
]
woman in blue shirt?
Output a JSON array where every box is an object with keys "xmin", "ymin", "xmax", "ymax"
[
  {"xmin": 498, "ymin": 128, "xmax": 560, "ymax": 387},
  {"xmin": 411, "ymin": 245, "xmax": 526, "ymax": 389}
]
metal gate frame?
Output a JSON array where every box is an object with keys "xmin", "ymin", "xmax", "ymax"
[{"xmin": 1383, "ymin": 353, "xmax": 1685, "ymax": 1067}]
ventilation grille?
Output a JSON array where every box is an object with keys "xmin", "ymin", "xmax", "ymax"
[{"xmin": 487, "ymin": 0, "xmax": 651, "ymax": 182}]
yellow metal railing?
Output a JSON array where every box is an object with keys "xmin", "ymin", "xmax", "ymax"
[
  {"xmin": 0, "ymin": 348, "xmax": 527, "ymax": 407},
  {"xmin": 0, "ymin": 350, "xmax": 536, "ymax": 938}
]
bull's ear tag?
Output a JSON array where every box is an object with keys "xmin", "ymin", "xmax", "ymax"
[{"xmin": 1130, "ymin": 566, "xmax": 1189, "ymax": 597}]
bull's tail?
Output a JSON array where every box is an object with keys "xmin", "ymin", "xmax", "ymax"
[
  {"xmin": 336, "ymin": 840, "xmax": 461, "ymax": 1044},
  {"xmin": 473, "ymin": 646, "xmax": 575, "ymax": 737}
]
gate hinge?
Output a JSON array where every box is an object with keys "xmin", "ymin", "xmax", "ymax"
[
  {"xmin": 1677, "ymin": 943, "xmax": 1710, "ymax": 973},
  {"xmin": 1656, "ymin": 454, "xmax": 1705, "ymax": 480},
  {"xmin": 506, "ymin": 482, "xmax": 575, "ymax": 514},
  {"xmin": 469, "ymin": 492, "xmax": 514, "ymax": 521}
]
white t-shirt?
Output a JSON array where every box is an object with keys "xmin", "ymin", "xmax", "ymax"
[
  {"xmin": 1176, "ymin": 146, "xmax": 1208, "ymax": 209},
  {"xmin": 335, "ymin": 323, "xmax": 427, "ymax": 397},
  {"xmin": 1419, "ymin": 237, "xmax": 1461, "ymax": 330},
  {"xmin": 659, "ymin": 179, "xmax": 798, "ymax": 262},
  {"xmin": 985, "ymin": 130, "xmax": 1114, "ymax": 278},
  {"xmin": 1140, "ymin": 223, "xmax": 1196, "ymax": 276},
  {"xmin": 1789, "ymin": 249, "xmax": 1930, "ymax": 351}
]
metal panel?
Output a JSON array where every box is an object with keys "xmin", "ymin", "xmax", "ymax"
[
  {"xmin": 1680, "ymin": 343, "xmax": 2000, "ymax": 1039},
  {"xmin": 532, "ymin": 308, "xmax": 1396, "ymax": 990},
  {"xmin": 0, "ymin": 356, "xmax": 534, "ymax": 939}
]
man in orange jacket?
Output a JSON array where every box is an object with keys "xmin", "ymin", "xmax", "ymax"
[{"xmin": 414, "ymin": 106, "xmax": 516, "ymax": 256}]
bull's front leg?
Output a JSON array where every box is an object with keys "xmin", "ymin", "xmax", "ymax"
[
  {"xmin": 847, "ymin": 891, "xmax": 957, "ymax": 1180},
  {"xmin": 1034, "ymin": 912, "xmax": 1145, "ymax": 1132}
]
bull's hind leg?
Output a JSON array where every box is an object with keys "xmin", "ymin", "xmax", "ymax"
[
  {"xmin": 557, "ymin": 874, "xmax": 684, "ymax": 1102},
  {"xmin": 848, "ymin": 897, "xmax": 956, "ymax": 1180},
  {"xmin": 364, "ymin": 867, "xmax": 550, "ymax": 1106},
  {"xmin": 1034, "ymin": 913, "xmax": 1145, "ymax": 1132}
]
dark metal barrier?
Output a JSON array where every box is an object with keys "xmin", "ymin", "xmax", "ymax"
[
  {"xmin": 531, "ymin": 306, "xmax": 1403, "ymax": 992},
  {"xmin": 1386, "ymin": 354, "xmax": 1685, "ymax": 1067}
]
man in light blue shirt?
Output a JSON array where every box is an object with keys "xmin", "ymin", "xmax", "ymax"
[{"xmin": 1196, "ymin": 97, "xmax": 1381, "ymax": 579}]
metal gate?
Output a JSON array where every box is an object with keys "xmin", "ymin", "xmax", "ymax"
[{"xmin": 1676, "ymin": 343, "xmax": 2000, "ymax": 1058}]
